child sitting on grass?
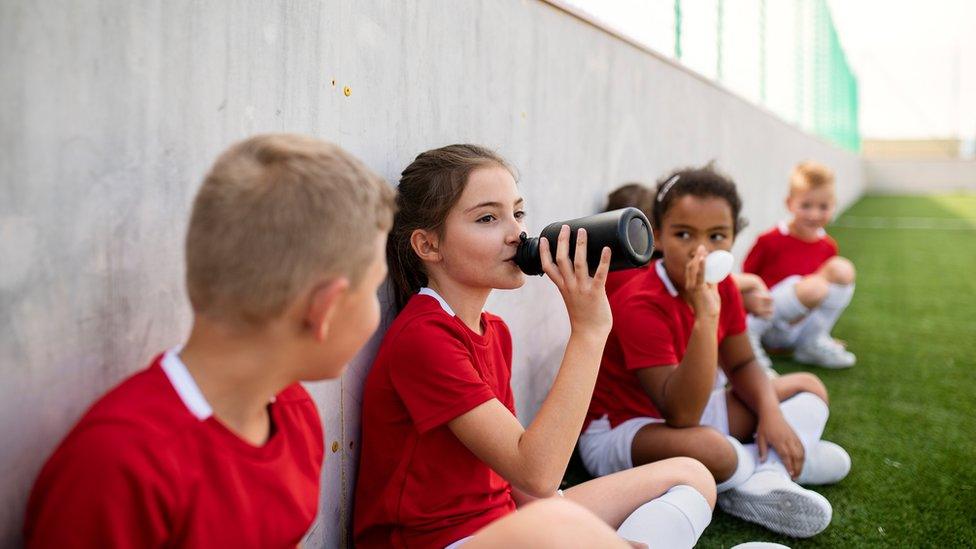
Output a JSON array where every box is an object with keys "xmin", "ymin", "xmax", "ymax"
[
  {"xmin": 743, "ymin": 161, "xmax": 857, "ymax": 370},
  {"xmin": 354, "ymin": 144, "xmax": 717, "ymax": 549},
  {"xmin": 580, "ymin": 165, "xmax": 851, "ymax": 539}
]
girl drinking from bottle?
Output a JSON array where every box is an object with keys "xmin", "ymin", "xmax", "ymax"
[
  {"xmin": 353, "ymin": 145, "xmax": 716, "ymax": 548},
  {"xmin": 580, "ymin": 165, "xmax": 851, "ymax": 539}
]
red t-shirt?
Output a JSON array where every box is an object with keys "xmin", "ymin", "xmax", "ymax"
[
  {"xmin": 605, "ymin": 266, "xmax": 649, "ymax": 297},
  {"xmin": 743, "ymin": 222, "xmax": 839, "ymax": 289},
  {"xmin": 354, "ymin": 292, "xmax": 517, "ymax": 549},
  {"xmin": 24, "ymin": 352, "xmax": 323, "ymax": 548},
  {"xmin": 588, "ymin": 260, "xmax": 747, "ymax": 428}
]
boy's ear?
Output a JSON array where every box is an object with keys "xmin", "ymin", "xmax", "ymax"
[
  {"xmin": 410, "ymin": 228, "xmax": 442, "ymax": 263},
  {"xmin": 306, "ymin": 277, "xmax": 351, "ymax": 342}
]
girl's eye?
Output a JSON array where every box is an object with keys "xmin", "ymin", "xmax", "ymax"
[
  {"xmin": 476, "ymin": 214, "xmax": 496, "ymax": 223},
  {"xmin": 514, "ymin": 210, "xmax": 526, "ymax": 220},
  {"xmin": 710, "ymin": 233, "xmax": 727, "ymax": 242},
  {"xmin": 675, "ymin": 231, "xmax": 690, "ymax": 239}
]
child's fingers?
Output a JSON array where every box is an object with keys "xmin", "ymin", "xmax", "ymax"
[
  {"xmin": 757, "ymin": 433, "xmax": 768, "ymax": 463},
  {"xmin": 685, "ymin": 254, "xmax": 700, "ymax": 291},
  {"xmin": 695, "ymin": 246, "xmax": 707, "ymax": 287},
  {"xmin": 539, "ymin": 237, "xmax": 564, "ymax": 287},
  {"xmin": 572, "ymin": 228, "xmax": 589, "ymax": 280},
  {"xmin": 554, "ymin": 225, "xmax": 576, "ymax": 288},
  {"xmin": 592, "ymin": 247, "xmax": 612, "ymax": 288}
]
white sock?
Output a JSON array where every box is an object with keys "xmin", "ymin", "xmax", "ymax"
[
  {"xmin": 744, "ymin": 443, "xmax": 790, "ymax": 477},
  {"xmin": 747, "ymin": 314, "xmax": 771, "ymax": 338},
  {"xmin": 716, "ymin": 436, "xmax": 755, "ymax": 493},
  {"xmin": 779, "ymin": 392, "xmax": 829, "ymax": 452},
  {"xmin": 617, "ymin": 485, "xmax": 713, "ymax": 549},
  {"xmin": 798, "ymin": 284, "xmax": 854, "ymax": 344},
  {"xmin": 773, "ymin": 286, "xmax": 809, "ymax": 324}
]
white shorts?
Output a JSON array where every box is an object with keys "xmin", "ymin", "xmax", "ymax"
[
  {"xmin": 763, "ymin": 275, "xmax": 815, "ymax": 350},
  {"xmin": 579, "ymin": 388, "xmax": 729, "ymax": 477}
]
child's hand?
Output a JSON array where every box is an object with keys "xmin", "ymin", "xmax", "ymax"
[
  {"xmin": 756, "ymin": 410, "xmax": 805, "ymax": 479},
  {"xmin": 684, "ymin": 246, "xmax": 721, "ymax": 319},
  {"xmin": 742, "ymin": 288, "xmax": 773, "ymax": 318},
  {"xmin": 540, "ymin": 225, "xmax": 612, "ymax": 337}
]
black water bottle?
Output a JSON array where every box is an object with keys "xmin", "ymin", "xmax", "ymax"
[{"xmin": 514, "ymin": 207, "xmax": 654, "ymax": 276}]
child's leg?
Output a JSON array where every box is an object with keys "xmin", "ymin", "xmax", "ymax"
[
  {"xmin": 463, "ymin": 498, "xmax": 630, "ymax": 549},
  {"xmin": 565, "ymin": 457, "xmax": 715, "ymax": 548},
  {"xmin": 796, "ymin": 257, "xmax": 856, "ymax": 345}
]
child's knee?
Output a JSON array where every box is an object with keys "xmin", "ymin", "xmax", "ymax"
[
  {"xmin": 681, "ymin": 428, "xmax": 738, "ymax": 482},
  {"xmin": 823, "ymin": 256, "xmax": 856, "ymax": 285},
  {"xmin": 658, "ymin": 456, "xmax": 717, "ymax": 507},
  {"xmin": 796, "ymin": 275, "xmax": 830, "ymax": 308},
  {"xmin": 776, "ymin": 372, "xmax": 829, "ymax": 404}
]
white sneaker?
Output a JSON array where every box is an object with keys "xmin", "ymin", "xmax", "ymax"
[
  {"xmin": 718, "ymin": 471, "xmax": 832, "ymax": 538},
  {"xmin": 794, "ymin": 336, "xmax": 856, "ymax": 369},
  {"xmin": 796, "ymin": 441, "xmax": 851, "ymax": 486},
  {"xmin": 730, "ymin": 543, "xmax": 791, "ymax": 549}
]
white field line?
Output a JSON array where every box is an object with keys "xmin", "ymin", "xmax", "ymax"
[{"xmin": 832, "ymin": 216, "xmax": 976, "ymax": 231}]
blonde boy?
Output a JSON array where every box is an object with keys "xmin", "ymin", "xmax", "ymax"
[
  {"xmin": 24, "ymin": 134, "xmax": 396, "ymax": 546},
  {"xmin": 743, "ymin": 161, "xmax": 857, "ymax": 369}
]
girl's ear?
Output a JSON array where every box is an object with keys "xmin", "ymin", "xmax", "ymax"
[{"xmin": 410, "ymin": 228, "xmax": 443, "ymax": 264}]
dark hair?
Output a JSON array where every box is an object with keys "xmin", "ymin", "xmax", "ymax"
[
  {"xmin": 604, "ymin": 183, "xmax": 655, "ymax": 220},
  {"xmin": 651, "ymin": 163, "xmax": 747, "ymax": 234},
  {"xmin": 387, "ymin": 144, "xmax": 514, "ymax": 312}
]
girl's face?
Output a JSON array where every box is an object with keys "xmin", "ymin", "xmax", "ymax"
[
  {"xmin": 435, "ymin": 165, "xmax": 527, "ymax": 290},
  {"xmin": 655, "ymin": 194, "xmax": 735, "ymax": 288},
  {"xmin": 787, "ymin": 187, "xmax": 836, "ymax": 235}
]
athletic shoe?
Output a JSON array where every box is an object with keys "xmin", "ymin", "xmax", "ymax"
[
  {"xmin": 730, "ymin": 543, "xmax": 791, "ymax": 549},
  {"xmin": 793, "ymin": 335, "xmax": 856, "ymax": 369},
  {"xmin": 718, "ymin": 471, "xmax": 832, "ymax": 538},
  {"xmin": 796, "ymin": 440, "xmax": 851, "ymax": 486}
]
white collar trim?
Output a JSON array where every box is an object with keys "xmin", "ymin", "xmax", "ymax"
[
  {"xmin": 418, "ymin": 287, "xmax": 457, "ymax": 316},
  {"xmin": 780, "ymin": 219, "xmax": 827, "ymax": 238},
  {"xmin": 160, "ymin": 346, "xmax": 214, "ymax": 421},
  {"xmin": 654, "ymin": 260, "xmax": 679, "ymax": 297}
]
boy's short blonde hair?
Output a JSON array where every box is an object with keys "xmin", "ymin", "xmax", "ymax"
[
  {"xmin": 789, "ymin": 161, "xmax": 835, "ymax": 196},
  {"xmin": 186, "ymin": 134, "xmax": 396, "ymax": 325}
]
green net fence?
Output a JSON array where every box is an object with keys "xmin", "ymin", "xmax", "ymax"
[
  {"xmin": 676, "ymin": 0, "xmax": 859, "ymax": 151},
  {"xmin": 570, "ymin": 0, "xmax": 860, "ymax": 152}
]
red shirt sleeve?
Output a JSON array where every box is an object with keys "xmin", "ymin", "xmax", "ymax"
[
  {"xmin": 614, "ymin": 294, "xmax": 680, "ymax": 368},
  {"xmin": 25, "ymin": 424, "xmax": 178, "ymax": 548},
  {"xmin": 742, "ymin": 236, "xmax": 766, "ymax": 276},
  {"xmin": 389, "ymin": 315, "xmax": 499, "ymax": 434}
]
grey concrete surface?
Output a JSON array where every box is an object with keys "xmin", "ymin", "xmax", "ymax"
[
  {"xmin": 0, "ymin": 0, "xmax": 863, "ymax": 546},
  {"xmin": 866, "ymin": 159, "xmax": 976, "ymax": 193}
]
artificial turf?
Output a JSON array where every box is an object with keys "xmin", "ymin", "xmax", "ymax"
[{"xmin": 565, "ymin": 194, "xmax": 976, "ymax": 547}]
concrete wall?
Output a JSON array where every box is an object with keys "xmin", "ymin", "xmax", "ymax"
[
  {"xmin": 0, "ymin": 0, "xmax": 863, "ymax": 546},
  {"xmin": 866, "ymin": 159, "xmax": 976, "ymax": 193}
]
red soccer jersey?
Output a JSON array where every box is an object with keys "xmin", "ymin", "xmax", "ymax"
[
  {"xmin": 605, "ymin": 265, "xmax": 649, "ymax": 297},
  {"xmin": 24, "ymin": 351, "xmax": 323, "ymax": 548},
  {"xmin": 588, "ymin": 260, "xmax": 747, "ymax": 428},
  {"xmin": 354, "ymin": 291, "xmax": 517, "ymax": 549},
  {"xmin": 743, "ymin": 222, "xmax": 839, "ymax": 289}
]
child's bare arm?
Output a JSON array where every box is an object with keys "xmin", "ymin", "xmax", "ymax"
[
  {"xmin": 635, "ymin": 247, "xmax": 720, "ymax": 427},
  {"xmin": 721, "ymin": 333, "xmax": 805, "ymax": 477},
  {"xmin": 732, "ymin": 273, "xmax": 773, "ymax": 318},
  {"xmin": 449, "ymin": 226, "xmax": 612, "ymax": 497}
]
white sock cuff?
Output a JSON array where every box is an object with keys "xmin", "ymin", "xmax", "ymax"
[
  {"xmin": 822, "ymin": 283, "xmax": 854, "ymax": 309},
  {"xmin": 774, "ymin": 285, "xmax": 809, "ymax": 323},
  {"xmin": 616, "ymin": 485, "xmax": 713, "ymax": 548},
  {"xmin": 656, "ymin": 485, "xmax": 714, "ymax": 540},
  {"xmin": 716, "ymin": 436, "xmax": 755, "ymax": 493}
]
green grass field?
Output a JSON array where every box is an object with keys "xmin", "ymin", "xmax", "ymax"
[
  {"xmin": 561, "ymin": 194, "xmax": 976, "ymax": 546},
  {"xmin": 699, "ymin": 194, "xmax": 976, "ymax": 547}
]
